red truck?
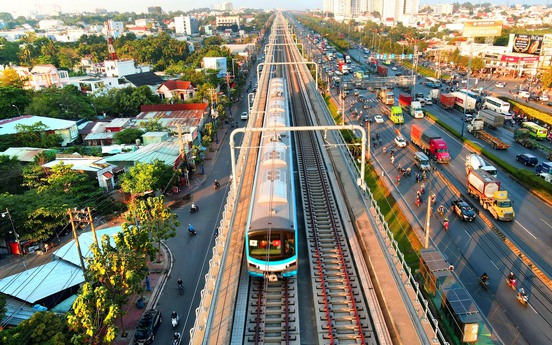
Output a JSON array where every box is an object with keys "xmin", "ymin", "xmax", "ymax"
[
  {"xmin": 410, "ymin": 124, "xmax": 451, "ymax": 163},
  {"xmin": 439, "ymin": 93, "xmax": 455, "ymax": 110},
  {"xmin": 377, "ymin": 65, "xmax": 388, "ymax": 77},
  {"xmin": 398, "ymin": 94, "xmax": 412, "ymax": 107}
]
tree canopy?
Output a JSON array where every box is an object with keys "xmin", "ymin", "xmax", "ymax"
[{"xmin": 119, "ymin": 160, "xmax": 175, "ymax": 195}]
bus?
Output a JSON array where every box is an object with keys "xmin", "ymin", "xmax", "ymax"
[
  {"xmin": 483, "ymin": 96, "xmax": 511, "ymax": 115},
  {"xmin": 390, "ymin": 106, "xmax": 404, "ymax": 124},
  {"xmin": 522, "ymin": 122, "xmax": 548, "ymax": 140},
  {"xmin": 425, "ymin": 77, "xmax": 441, "ymax": 88}
]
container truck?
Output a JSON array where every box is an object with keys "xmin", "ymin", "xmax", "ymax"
[
  {"xmin": 465, "ymin": 153, "xmax": 498, "ymax": 177},
  {"xmin": 377, "ymin": 65, "xmax": 388, "ymax": 77},
  {"xmin": 398, "ymin": 94, "xmax": 412, "ymax": 107},
  {"xmin": 410, "ymin": 124, "xmax": 451, "ymax": 163},
  {"xmin": 439, "ymin": 93, "xmax": 456, "ymax": 110},
  {"xmin": 467, "ymin": 169, "xmax": 515, "ymax": 221},
  {"xmin": 477, "ymin": 109, "xmax": 505, "ymax": 129},
  {"xmin": 467, "ymin": 119, "xmax": 510, "ymax": 150},
  {"xmin": 378, "ymin": 89, "xmax": 395, "ymax": 105},
  {"xmin": 450, "ymin": 91, "xmax": 477, "ymax": 113},
  {"xmin": 429, "ymin": 89, "xmax": 441, "ymax": 100},
  {"xmin": 408, "ymin": 101, "xmax": 424, "ymax": 119}
]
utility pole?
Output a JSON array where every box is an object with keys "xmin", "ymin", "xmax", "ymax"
[
  {"xmin": 461, "ymin": 39, "xmax": 473, "ymax": 138},
  {"xmin": 411, "ymin": 42, "xmax": 419, "ymax": 98},
  {"xmin": 67, "ymin": 208, "xmax": 88, "ymax": 271},
  {"xmin": 1, "ymin": 208, "xmax": 26, "ymax": 270}
]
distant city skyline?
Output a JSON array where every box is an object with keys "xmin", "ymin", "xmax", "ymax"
[{"xmin": 2, "ymin": 0, "xmax": 547, "ymax": 18}]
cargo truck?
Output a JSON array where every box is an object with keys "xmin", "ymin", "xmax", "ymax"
[
  {"xmin": 450, "ymin": 91, "xmax": 477, "ymax": 113},
  {"xmin": 410, "ymin": 124, "xmax": 451, "ymax": 163},
  {"xmin": 398, "ymin": 94, "xmax": 423, "ymax": 118},
  {"xmin": 466, "ymin": 119, "xmax": 510, "ymax": 150},
  {"xmin": 467, "ymin": 169, "xmax": 515, "ymax": 221},
  {"xmin": 465, "ymin": 153, "xmax": 498, "ymax": 177},
  {"xmin": 343, "ymin": 53, "xmax": 351, "ymax": 64},
  {"xmin": 377, "ymin": 65, "xmax": 388, "ymax": 77},
  {"xmin": 514, "ymin": 129, "xmax": 552, "ymax": 160},
  {"xmin": 429, "ymin": 89, "xmax": 441, "ymax": 100},
  {"xmin": 477, "ymin": 109, "xmax": 505, "ymax": 129},
  {"xmin": 439, "ymin": 93, "xmax": 456, "ymax": 110},
  {"xmin": 378, "ymin": 89, "xmax": 395, "ymax": 105},
  {"xmin": 398, "ymin": 94, "xmax": 412, "ymax": 107}
]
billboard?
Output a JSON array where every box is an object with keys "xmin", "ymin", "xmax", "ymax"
[
  {"xmin": 510, "ymin": 34, "xmax": 544, "ymax": 56},
  {"xmin": 463, "ymin": 20, "xmax": 503, "ymax": 38}
]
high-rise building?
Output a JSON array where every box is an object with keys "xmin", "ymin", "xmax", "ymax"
[
  {"xmin": 175, "ymin": 16, "xmax": 199, "ymax": 36},
  {"xmin": 325, "ymin": 0, "xmax": 418, "ymax": 21},
  {"xmin": 433, "ymin": 3, "xmax": 454, "ymax": 15}
]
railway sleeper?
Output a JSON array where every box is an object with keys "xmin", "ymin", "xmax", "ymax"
[
  {"xmin": 317, "ymin": 303, "xmax": 365, "ymax": 313},
  {"xmin": 246, "ymin": 335, "xmax": 298, "ymax": 343}
]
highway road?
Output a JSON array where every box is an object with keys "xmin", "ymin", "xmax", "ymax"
[{"xmin": 302, "ymin": 35, "xmax": 552, "ymax": 343}]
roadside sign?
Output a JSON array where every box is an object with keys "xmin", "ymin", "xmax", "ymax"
[{"xmin": 463, "ymin": 20, "xmax": 502, "ymax": 38}]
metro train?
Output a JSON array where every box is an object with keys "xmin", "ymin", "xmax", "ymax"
[{"xmin": 245, "ymin": 77, "xmax": 298, "ymax": 279}]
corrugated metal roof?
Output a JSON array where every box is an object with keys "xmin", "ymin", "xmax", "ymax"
[
  {"xmin": 104, "ymin": 141, "xmax": 181, "ymax": 166},
  {"xmin": 0, "ymin": 260, "xmax": 84, "ymax": 304},
  {"xmin": 42, "ymin": 157, "xmax": 109, "ymax": 172},
  {"xmin": 0, "ymin": 116, "xmax": 77, "ymax": 135},
  {"xmin": 1, "ymin": 147, "xmax": 52, "ymax": 162},
  {"xmin": 53, "ymin": 226, "xmax": 123, "ymax": 268}
]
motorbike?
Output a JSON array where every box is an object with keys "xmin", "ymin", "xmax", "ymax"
[
  {"xmin": 173, "ymin": 332, "xmax": 182, "ymax": 345},
  {"xmin": 214, "ymin": 181, "xmax": 220, "ymax": 189},
  {"xmin": 517, "ymin": 292, "xmax": 528, "ymax": 306},
  {"xmin": 188, "ymin": 225, "xmax": 197, "ymax": 235},
  {"xmin": 507, "ymin": 278, "xmax": 517, "ymax": 290},
  {"xmin": 480, "ymin": 277, "xmax": 489, "ymax": 290},
  {"xmin": 190, "ymin": 204, "xmax": 199, "ymax": 213},
  {"xmin": 171, "ymin": 314, "xmax": 179, "ymax": 328}
]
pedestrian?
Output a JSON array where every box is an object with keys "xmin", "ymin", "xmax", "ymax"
[
  {"xmin": 416, "ymin": 190, "xmax": 421, "ymax": 198},
  {"xmin": 383, "ymin": 146, "xmax": 387, "ymax": 154},
  {"xmin": 391, "ymin": 155, "xmax": 395, "ymax": 165},
  {"xmin": 44, "ymin": 243, "xmax": 49, "ymax": 253},
  {"xmin": 379, "ymin": 139, "xmax": 382, "ymax": 146},
  {"xmin": 373, "ymin": 141, "xmax": 377, "ymax": 148},
  {"xmin": 376, "ymin": 132, "xmax": 380, "ymax": 139},
  {"xmin": 396, "ymin": 175, "xmax": 401, "ymax": 184},
  {"xmin": 416, "ymin": 173, "xmax": 420, "ymax": 183}
]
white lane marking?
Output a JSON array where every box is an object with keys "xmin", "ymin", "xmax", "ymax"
[
  {"xmin": 515, "ymin": 220, "xmax": 537, "ymax": 239},
  {"xmin": 491, "ymin": 261, "xmax": 499, "ymax": 271},
  {"xmin": 541, "ymin": 218, "xmax": 552, "ymax": 229}
]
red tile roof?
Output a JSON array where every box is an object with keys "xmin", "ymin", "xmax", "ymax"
[
  {"xmin": 159, "ymin": 80, "xmax": 193, "ymax": 91},
  {"xmin": 140, "ymin": 103, "xmax": 208, "ymax": 112}
]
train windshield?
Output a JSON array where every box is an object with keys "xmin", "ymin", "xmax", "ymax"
[{"xmin": 248, "ymin": 231, "xmax": 295, "ymax": 261}]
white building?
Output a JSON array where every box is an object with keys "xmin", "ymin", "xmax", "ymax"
[
  {"xmin": 106, "ymin": 20, "xmax": 124, "ymax": 38},
  {"xmin": 433, "ymin": 3, "xmax": 454, "ymax": 16},
  {"xmin": 38, "ymin": 19, "xmax": 63, "ymax": 30},
  {"xmin": 135, "ymin": 18, "xmax": 152, "ymax": 27},
  {"xmin": 104, "ymin": 59, "xmax": 151, "ymax": 78},
  {"xmin": 203, "ymin": 57, "xmax": 228, "ymax": 78},
  {"xmin": 214, "ymin": 2, "xmax": 233, "ymax": 11},
  {"xmin": 216, "ymin": 16, "xmax": 241, "ymax": 31},
  {"xmin": 174, "ymin": 16, "xmax": 199, "ymax": 36}
]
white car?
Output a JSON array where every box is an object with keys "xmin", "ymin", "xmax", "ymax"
[
  {"xmin": 540, "ymin": 94, "xmax": 550, "ymax": 102},
  {"xmin": 424, "ymin": 97, "xmax": 433, "ymax": 105},
  {"xmin": 495, "ymin": 82, "xmax": 505, "ymax": 88},
  {"xmin": 391, "ymin": 66, "xmax": 398, "ymax": 71},
  {"xmin": 374, "ymin": 115, "xmax": 384, "ymax": 123},
  {"xmin": 394, "ymin": 136, "xmax": 407, "ymax": 148}
]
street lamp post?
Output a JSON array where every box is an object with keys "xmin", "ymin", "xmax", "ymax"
[
  {"xmin": 1, "ymin": 208, "xmax": 26, "ymax": 269},
  {"xmin": 461, "ymin": 40, "xmax": 473, "ymax": 138},
  {"xmin": 12, "ymin": 104, "xmax": 21, "ymax": 116}
]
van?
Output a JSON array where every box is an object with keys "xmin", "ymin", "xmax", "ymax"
[
  {"xmin": 414, "ymin": 152, "xmax": 431, "ymax": 171},
  {"xmin": 535, "ymin": 161, "xmax": 552, "ymax": 174}
]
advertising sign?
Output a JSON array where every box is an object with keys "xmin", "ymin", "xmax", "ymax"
[
  {"xmin": 511, "ymin": 34, "xmax": 543, "ymax": 55},
  {"xmin": 463, "ymin": 20, "xmax": 502, "ymax": 38}
]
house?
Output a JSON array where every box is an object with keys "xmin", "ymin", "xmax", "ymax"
[
  {"xmin": 0, "ymin": 147, "xmax": 55, "ymax": 163},
  {"xmin": 0, "ymin": 227, "xmax": 123, "ymax": 326},
  {"xmin": 142, "ymin": 131, "xmax": 170, "ymax": 145},
  {"xmin": 122, "ymin": 71, "xmax": 164, "ymax": 89},
  {"xmin": 157, "ymin": 80, "xmax": 196, "ymax": 101},
  {"xmin": 0, "ymin": 115, "xmax": 79, "ymax": 146},
  {"xmin": 41, "ymin": 153, "xmax": 117, "ymax": 191},
  {"xmin": 28, "ymin": 64, "xmax": 69, "ymax": 90},
  {"xmin": 136, "ymin": 103, "xmax": 209, "ymax": 133},
  {"xmin": 104, "ymin": 140, "xmax": 184, "ymax": 169}
]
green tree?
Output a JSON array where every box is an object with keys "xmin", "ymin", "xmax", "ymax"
[
  {"xmin": 0, "ymin": 85, "xmax": 30, "ymax": 119},
  {"xmin": 113, "ymin": 128, "xmax": 145, "ymax": 144},
  {"xmin": 138, "ymin": 118, "xmax": 166, "ymax": 132},
  {"xmin": 26, "ymin": 85, "xmax": 96, "ymax": 119},
  {"xmin": 14, "ymin": 121, "xmax": 63, "ymax": 148},
  {"xmin": 0, "ymin": 39, "xmax": 21, "ymax": 65},
  {"xmin": 67, "ymin": 283, "xmax": 119, "ymax": 344},
  {"xmin": 129, "ymin": 195, "xmax": 179, "ymax": 260},
  {"xmin": 120, "ymin": 160, "xmax": 174, "ymax": 195},
  {"xmin": 94, "ymin": 86, "xmax": 160, "ymax": 117},
  {"xmin": 0, "ymin": 311, "xmax": 71, "ymax": 344},
  {"xmin": 0, "ymin": 154, "xmax": 23, "ymax": 194},
  {"xmin": 471, "ymin": 57, "xmax": 486, "ymax": 73}
]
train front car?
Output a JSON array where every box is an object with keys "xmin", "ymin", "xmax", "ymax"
[{"xmin": 246, "ymin": 78, "xmax": 298, "ymax": 280}]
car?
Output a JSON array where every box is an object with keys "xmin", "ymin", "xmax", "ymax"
[
  {"xmin": 353, "ymin": 89, "xmax": 360, "ymax": 96},
  {"xmin": 395, "ymin": 72, "xmax": 403, "ymax": 76},
  {"xmin": 424, "ymin": 97, "xmax": 433, "ymax": 105},
  {"xmin": 516, "ymin": 153, "xmax": 538, "ymax": 167},
  {"xmin": 518, "ymin": 91, "xmax": 530, "ymax": 99},
  {"xmin": 391, "ymin": 66, "xmax": 398, "ymax": 71},
  {"xmin": 538, "ymin": 172, "xmax": 552, "ymax": 183},
  {"xmin": 495, "ymin": 82, "xmax": 505, "ymax": 88},
  {"xmin": 363, "ymin": 103, "xmax": 371, "ymax": 109},
  {"xmin": 374, "ymin": 115, "xmax": 384, "ymax": 123},
  {"xmin": 540, "ymin": 94, "xmax": 550, "ymax": 102},
  {"xmin": 394, "ymin": 136, "xmax": 407, "ymax": 147},
  {"xmin": 451, "ymin": 199, "xmax": 476, "ymax": 222},
  {"xmin": 134, "ymin": 309, "xmax": 162, "ymax": 344},
  {"xmin": 415, "ymin": 93, "xmax": 424, "ymax": 99},
  {"xmin": 240, "ymin": 111, "xmax": 248, "ymax": 120}
]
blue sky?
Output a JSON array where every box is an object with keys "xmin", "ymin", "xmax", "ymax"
[{"xmin": 5, "ymin": 1, "xmax": 546, "ymax": 18}]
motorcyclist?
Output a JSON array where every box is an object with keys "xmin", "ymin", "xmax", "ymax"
[
  {"xmin": 173, "ymin": 332, "xmax": 181, "ymax": 342},
  {"xmin": 177, "ymin": 278, "xmax": 183, "ymax": 288},
  {"xmin": 190, "ymin": 202, "xmax": 198, "ymax": 212},
  {"xmin": 438, "ymin": 204, "xmax": 445, "ymax": 215},
  {"xmin": 431, "ymin": 193, "xmax": 436, "ymax": 205},
  {"xmin": 481, "ymin": 272, "xmax": 489, "ymax": 283},
  {"xmin": 171, "ymin": 310, "xmax": 178, "ymax": 320},
  {"xmin": 188, "ymin": 224, "xmax": 196, "ymax": 234},
  {"xmin": 443, "ymin": 218, "xmax": 449, "ymax": 230},
  {"xmin": 214, "ymin": 179, "xmax": 220, "ymax": 188},
  {"xmin": 517, "ymin": 287, "xmax": 527, "ymax": 300},
  {"xmin": 508, "ymin": 272, "xmax": 515, "ymax": 284}
]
